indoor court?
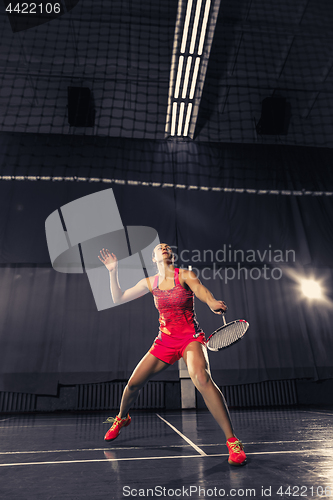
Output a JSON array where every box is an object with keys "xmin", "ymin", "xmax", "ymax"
[
  {"xmin": 1, "ymin": 0, "xmax": 333, "ymax": 499},
  {"xmin": 1, "ymin": 408, "xmax": 333, "ymax": 499}
]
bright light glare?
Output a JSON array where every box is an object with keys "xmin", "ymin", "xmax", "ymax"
[
  {"xmin": 174, "ymin": 56, "xmax": 184, "ymax": 98},
  {"xmin": 300, "ymin": 279, "xmax": 323, "ymax": 299},
  {"xmin": 182, "ymin": 56, "xmax": 192, "ymax": 98},
  {"xmin": 189, "ymin": 0, "xmax": 203, "ymax": 54},
  {"xmin": 183, "ymin": 102, "xmax": 193, "ymax": 137},
  {"xmin": 177, "ymin": 102, "xmax": 185, "ymax": 136},
  {"xmin": 198, "ymin": 0, "xmax": 211, "ymax": 55},
  {"xmin": 181, "ymin": 0, "xmax": 194, "ymax": 53},
  {"xmin": 189, "ymin": 57, "xmax": 200, "ymax": 99},
  {"xmin": 171, "ymin": 102, "xmax": 178, "ymax": 136}
]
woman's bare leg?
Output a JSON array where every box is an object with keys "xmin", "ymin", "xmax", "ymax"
[
  {"xmin": 119, "ymin": 352, "xmax": 168, "ymax": 418},
  {"xmin": 183, "ymin": 341, "xmax": 234, "ymax": 440}
]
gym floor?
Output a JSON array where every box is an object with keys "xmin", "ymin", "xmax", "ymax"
[{"xmin": 1, "ymin": 407, "xmax": 333, "ymax": 500}]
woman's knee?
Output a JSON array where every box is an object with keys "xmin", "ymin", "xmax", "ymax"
[
  {"xmin": 126, "ymin": 378, "xmax": 144, "ymax": 393},
  {"xmin": 190, "ymin": 367, "xmax": 211, "ymax": 390}
]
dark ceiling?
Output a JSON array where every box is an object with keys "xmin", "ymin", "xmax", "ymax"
[{"xmin": 1, "ymin": 0, "xmax": 333, "ymax": 147}]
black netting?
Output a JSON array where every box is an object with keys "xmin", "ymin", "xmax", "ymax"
[
  {"xmin": 1, "ymin": 0, "xmax": 333, "ymax": 149},
  {"xmin": 1, "ymin": 1, "xmax": 333, "ymax": 189}
]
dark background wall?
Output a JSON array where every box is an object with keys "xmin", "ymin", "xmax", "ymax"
[{"xmin": 1, "ymin": 134, "xmax": 333, "ymax": 400}]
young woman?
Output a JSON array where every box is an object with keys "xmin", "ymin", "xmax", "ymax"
[{"xmin": 98, "ymin": 243, "xmax": 246, "ymax": 466}]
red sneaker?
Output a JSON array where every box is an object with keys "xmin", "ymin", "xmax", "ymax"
[
  {"xmin": 226, "ymin": 437, "xmax": 247, "ymax": 466},
  {"xmin": 104, "ymin": 414, "xmax": 131, "ymax": 441}
]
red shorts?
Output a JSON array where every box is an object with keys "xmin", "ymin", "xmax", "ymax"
[{"xmin": 149, "ymin": 331, "xmax": 206, "ymax": 365}]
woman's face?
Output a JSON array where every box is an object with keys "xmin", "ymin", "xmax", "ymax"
[{"xmin": 153, "ymin": 243, "xmax": 174, "ymax": 263}]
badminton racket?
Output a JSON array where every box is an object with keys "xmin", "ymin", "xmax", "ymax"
[{"xmin": 206, "ymin": 313, "xmax": 249, "ymax": 351}]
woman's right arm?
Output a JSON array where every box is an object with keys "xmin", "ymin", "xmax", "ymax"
[{"xmin": 98, "ymin": 248, "xmax": 151, "ymax": 304}]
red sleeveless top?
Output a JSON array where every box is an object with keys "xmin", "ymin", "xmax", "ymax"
[{"xmin": 152, "ymin": 268, "xmax": 203, "ymax": 338}]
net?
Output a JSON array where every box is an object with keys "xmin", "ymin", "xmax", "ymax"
[{"xmin": 1, "ymin": 0, "xmax": 333, "ymax": 193}]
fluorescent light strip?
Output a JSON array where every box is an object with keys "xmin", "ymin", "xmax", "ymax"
[
  {"xmin": 180, "ymin": 0, "xmax": 194, "ymax": 54},
  {"xmin": 183, "ymin": 103, "xmax": 193, "ymax": 137},
  {"xmin": 174, "ymin": 56, "xmax": 184, "ymax": 98},
  {"xmin": 182, "ymin": 56, "xmax": 192, "ymax": 99},
  {"xmin": 198, "ymin": 0, "xmax": 211, "ymax": 56},
  {"xmin": 189, "ymin": 57, "xmax": 201, "ymax": 99},
  {"xmin": 189, "ymin": 0, "xmax": 203, "ymax": 54},
  {"xmin": 171, "ymin": 102, "xmax": 178, "ymax": 136},
  {"xmin": 177, "ymin": 102, "xmax": 185, "ymax": 136}
]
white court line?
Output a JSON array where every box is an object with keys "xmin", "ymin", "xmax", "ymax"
[
  {"xmin": 0, "ymin": 454, "xmax": 203, "ymax": 467},
  {"xmin": 0, "ymin": 444, "xmax": 199, "ymax": 455},
  {"xmin": 1, "ymin": 437, "xmax": 330, "ymax": 456},
  {"xmin": 240, "ymin": 449, "xmax": 333, "ymax": 456},
  {"xmin": 0, "ymin": 447, "xmax": 132, "ymax": 455},
  {"xmin": 0, "ymin": 447, "xmax": 329, "ymax": 468},
  {"xmin": 156, "ymin": 413, "xmax": 207, "ymax": 456},
  {"xmin": 301, "ymin": 410, "xmax": 333, "ymax": 417},
  {"xmin": 203, "ymin": 438, "xmax": 331, "ymax": 447}
]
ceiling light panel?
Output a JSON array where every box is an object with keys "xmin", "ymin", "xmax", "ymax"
[{"xmin": 165, "ymin": 0, "xmax": 221, "ymax": 139}]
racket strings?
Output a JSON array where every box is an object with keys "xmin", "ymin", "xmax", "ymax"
[{"xmin": 207, "ymin": 321, "xmax": 247, "ymax": 350}]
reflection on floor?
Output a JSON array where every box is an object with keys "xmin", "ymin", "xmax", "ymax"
[{"xmin": 1, "ymin": 407, "xmax": 333, "ymax": 499}]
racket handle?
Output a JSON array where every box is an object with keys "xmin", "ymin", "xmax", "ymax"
[{"xmin": 222, "ymin": 313, "xmax": 226, "ymax": 325}]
